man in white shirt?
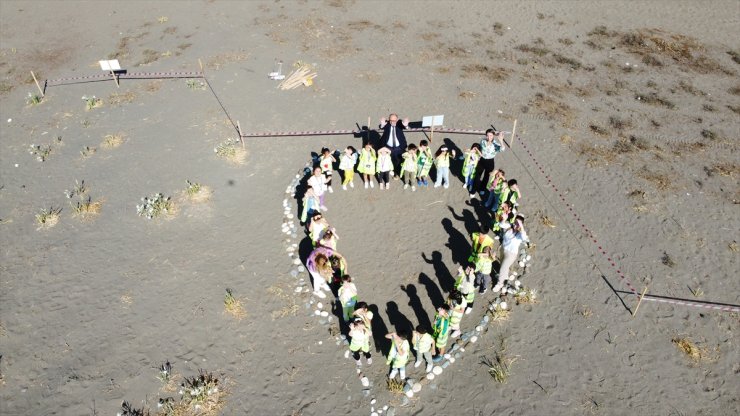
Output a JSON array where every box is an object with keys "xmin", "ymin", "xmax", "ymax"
[{"xmin": 493, "ymin": 215, "xmax": 528, "ymax": 292}]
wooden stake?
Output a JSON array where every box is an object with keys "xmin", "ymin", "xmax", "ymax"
[
  {"xmin": 110, "ymin": 70, "xmax": 120, "ymax": 88},
  {"xmin": 430, "ymin": 123, "xmax": 435, "ymax": 143},
  {"xmin": 198, "ymin": 59, "xmax": 204, "ymax": 74},
  {"xmin": 30, "ymin": 71, "xmax": 44, "ymax": 97},
  {"xmin": 632, "ymin": 286, "xmax": 649, "ymax": 317},
  {"xmin": 509, "ymin": 119, "xmax": 518, "ymax": 148},
  {"xmin": 237, "ymin": 120, "xmax": 245, "ymax": 149}
]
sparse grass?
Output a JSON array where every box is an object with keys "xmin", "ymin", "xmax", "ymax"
[
  {"xmin": 635, "ymin": 92, "xmax": 675, "ymax": 109},
  {"xmin": 637, "ymin": 166, "xmax": 672, "ymax": 190},
  {"xmin": 706, "ymin": 163, "xmax": 738, "ymax": 177},
  {"xmin": 71, "ymin": 196, "xmax": 102, "ymax": 218},
  {"xmin": 728, "ymin": 50, "xmax": 740, "ymax": 64},
  {"xmin": 574, "ymin": 141, "xmax": 615, "ymax": 167},
  {"xmin": 488, "ymin": 303, "xmax": 511, "ymax": 322},
  {"xmin": 529, "ymin": 93, "xmax": 575, "ymax": 127},
  {"xmin": 36, "ymin": 207, "xmax": 61, "ymax": 230},
  {"xmin": 386, "ymin": 377, "xmax": 405, "ymax": 393},
  {"xmin": 102, "ymin": 133, "xmax": 125, "ymax": 148},
  {"xmin": 516, "ymin": 43, "xmax": 550, "ymax": 57},
  {"xmin": 458, "ymin": 90, "xmax": 477, "ymax": 100},
  {"xmin": 82, "ymin": 95, "xmax": 102, "ymax": 110},
  {"xmin": 589, "ymin": 124, "xmax": 609, "ymax": 136},
  {"xmin": 224, "ymin": 289, "xmax": 246, "ymax": 320},
  {"xmin": 26, "ymin": 92, "xmax": 43, "ymax": 106},
  {"xmin": 176, "ymin": 370, "xmax": 224, "ymax": 415},
  {"xmin": 661, "ymin": 252, "xmax": 676, "ymax": 267},
  {"xmin": 537, "ymin": 211, "xmax": 556, "ymax": 228},
  {"xmin": 729, "ymin": 241, "xmax": 738, "ymax": 252},
  {"xmin": 108, "ymin": 91, "xmax": 137, "ymax": 105},
  {"xmin": 577, "ymin": 305, "xmax": 593, "ymax": 317},
  {"xmin": 560, "ymin": 134, "xmax": 573, "ymax": 144},
  {"xmin": 461, "ymin": 64, "xmax": 511, "ymax": 82},
  {"xmin": 481, "ymin": 352, "xmax": 516, "ymax": 383},
  {"xmin": 492, "ymin": 22, "xmax": 504, "ymax": 36},
  {"xmin": 608, "ymin": 116, "xmax": 632, "ymax": 130},
  {"xmin": 552, "ymin": 53, "xmax": 581, "ymax": 70},
  {"xmin": 558, "ymin": 38, "xmax": 573, "ymax": 45},
  {"xmin": 138, "ymin": 49, "xmax": 160, "ymax": 66},
  {"xmin": 119, "ymin": 401, "xmax": 150, "ymax": 416},
  {"xmin": 28, "ymin": 143, "xmax": 52, "ymax": 162},
  {"xmin": 158, "ymin": 361, "xmax": 172, "ymax": 384},
  {"xmin": 214, "ymin": 138, "xmax": 247, "ymax": 165},
  {"xmin": 186, "ymin": 79, "xmax": 206, "ymax": 90},
  {"xmin": 80, "ymin": 146, "xmax": 97, "ymax": 158},
  {"xmin": 688, "ymin": 286, "xmax": 703, "ymax": 298},
  {"xmin": 136, "ymin": 193, "xmax": 175, "ymax": 220}
]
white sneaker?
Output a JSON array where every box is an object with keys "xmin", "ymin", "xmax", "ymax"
[
  {"xmin": 463, "ymin": 183, "xmax": 467, "ymax": 188},
  {"xmin": 366, "ymin": 357, "xmax": 372, "ymax": 365},
  {"xmin": 356, "ymin": 359, "xmax": 362, "ymax": 366},
  {"xmin": 385, "ymin": 183, "xmax": 390, "ymax": 190},
  {"xmin": 404, "ymin": 184, "xmax": 409, "ymax": 190},
  {"xmin": 469, "ymin": 193, "xmax": 476, "ymax": 199},
  {"xmin": 379, "ymin": 183, "xmax": 384, "ymax": 190},
  {"xmin": 414, "ymin": 361, "xmax": 422, "ymax": 368},
  {"xmin": 350, "ymin": 181, "xmax": 354, "ymax": 188},
  {"xmin": 426, "ymin": 364, "xmax": 433, "ymax": 373},
  {"xmin": 451, "ymin": 330, "xmax": 461, "ymax": 338},
  {"xmin": 465, "ymin": 307, "xmax": 472, "ymax": 315},
  {"xmin": 412, "ymin": 186, "xmax": 416, "ymax": 192},
  {"xmin": 365, "ymin": 182, "xmax": 369, "ymax": 189},
  {"xmin": 444, "ymin": 184, "xmax": 449, "ymax": 189},
  {"xmin": 434, "ymin": 183, "xmax": 440, "ymax": 188},
  {"xmin": 370, "ymin": 182, "xmax": 375, "ymax": 188},
  {"xmin": 492, "ymin": 284, "xmax": 503, "ymax": 293},
  {"xmin": 320, "ymin": 205, "xmax": 328, "ymax": 211},
  {"xmin": 328, "ymin": 186, "xmax": 333, "ymax": 193},
  {"xmin": 342, "ymin": 185, "xmax": 347, "ymax": 190}
]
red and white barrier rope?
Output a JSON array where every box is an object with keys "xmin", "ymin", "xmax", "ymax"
[
  {"xmin": 516, "ymin": 139, "xmax": 740, "ymax": 313},
  {"xmin": 46, "ymin": 71, "xmax": 204, "ymax": 86},
  {"xmin": 241, "ymin": 128, "xmax": 487, "ymax": 138}
]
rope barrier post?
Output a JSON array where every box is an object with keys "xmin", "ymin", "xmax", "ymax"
[
  {"xmin": 198, "ymin": 59, "xmax": 204, "ymax": 74},
  {"xmin": 632, "ymin": 286, "xmax": 648, "ymax": 317},
  {"xmin": 30, "ymin": 71, "xmax": 44, "ymax": 97},
  {"xmin": 110, "ymin": 69, "xmax": 120, "ymax": 88},
  {"xmin": 237, "ymin": 120, "xmax": 245, "ymax": 149},
  {"xmin": 509, "ymin": 119, "xmax": 518, "ymax": 149}
]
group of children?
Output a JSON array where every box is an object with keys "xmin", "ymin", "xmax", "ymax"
[{"xmin": 301, "ymin": 135, "xmax": 531, "ymax": 383}]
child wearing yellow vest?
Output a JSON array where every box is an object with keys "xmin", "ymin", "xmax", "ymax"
[
  {"xmin": 448, "ymin": 290, "xmax": 467, "ymax": 339},
  {"xmin": 338, "ymin": 275, "xmax": 357, "ymax": 322},
  {"xmin": 412, "ymin": 325, "xmax": 435, "ymax": 373},
  {"xmin": 385, "ymin": 331, "xmax": 411, "ymax": 380},
  {"xmin": 357, "ymin": 143, "xmax": 377, "ymax": 189},
  {"xmin": 455, "ymin": 266, "xmax": 477, "ymax": 314},
  {"xmin": 432, "ymin": 304, "xmax": 451, "ymax": 361},
  {"xmin": 349, "ymin": 319, "xmax": 372, "ymax": 366}
]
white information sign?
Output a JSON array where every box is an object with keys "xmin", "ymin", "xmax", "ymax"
[
  {"xmin": 98, "ymin": 59, "xmax": 121, "ymax": 71},
  {"xmin": 422, "ymin": 115, "xmax": 444, "ymax": 127}
]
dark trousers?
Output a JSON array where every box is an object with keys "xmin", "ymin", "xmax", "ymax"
[{"xmin": 475, "ymin": 157, "xmax": 496, "ymax": 193}]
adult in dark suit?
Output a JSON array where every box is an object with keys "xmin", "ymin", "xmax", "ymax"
[{"xmin": 379, "ymin": 113, "xmax": 410, "ymax": 176}]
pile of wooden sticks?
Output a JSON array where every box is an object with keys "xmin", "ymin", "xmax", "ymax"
[{"xmin": 278, "ymin": 63, "xmax": 317, "ymax": 90}]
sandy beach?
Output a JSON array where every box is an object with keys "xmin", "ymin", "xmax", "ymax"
[{"xmin": 1, "ymin": 1, "xmax": 738, "ymax": 415}]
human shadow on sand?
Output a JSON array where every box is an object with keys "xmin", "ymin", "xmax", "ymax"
[
  {"xmin": 401, "ymin": 283, "xmax": 432, "ymax": 330},
  {"xmin": 448, "ymin": 205, "xmax": 480, "ymax": 236},
  {"xmin": 418, "ymin": 272, "xmax": 445, "ymax": 310},
  {"xmin": 386, "ymin": 301, "xmax": 414, "ymax": 335},
  {"xmin": 422, "ymin": 250, "xmax": 455, "ymax": 293},
  {"xmin": 368, "ymin": 304, "xmax": 390, "ymax": 354},
  {"xmin": 440, "ymin": 218, "xmax": 471, "ymax": 267}
]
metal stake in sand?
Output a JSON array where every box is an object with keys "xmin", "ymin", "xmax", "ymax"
[
  {"xmin": 30, "ymin": 71, "xmax": 44, "ymax": 97},
  {"xmin": 98, "ymin": 59, "xmax": 122, "ymax": 88},
  {"xmin": 632, "ymin": 286, "xmax": 649, "ymax": 317},
  {"xmin": 422, "ymin": 114, "xmax": 444, "ymax": 143}
]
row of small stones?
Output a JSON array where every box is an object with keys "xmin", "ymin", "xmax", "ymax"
[{"xmin": 280, "ymin": 163, "xmax": 534, "ymax": 415}]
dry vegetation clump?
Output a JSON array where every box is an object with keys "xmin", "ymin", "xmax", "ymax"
[
  {"xmin": 574, "ymin": 141, "xmax": 615, "ymax": 167},
  {"xmin": 481, "ymin": 336, "xmax": 516, "ymax": 383},
  {"xmin": 704, "ymin": 163, "xmax": 738, "ymax": 177},
  {"xmin": 637, "ymin": 166, "xmax": 673, "ymax": 191},
  {"xmin": 386, "ymin": 378, "xmax": 405, "ymax": 393},
  {"xmin": 224, "ymin": 289, "xmax": 246, "ymax": 320},
  {"xmin": 461, "ymin": 64, "xmax": 511, "ymax": 82},
  {"xmin": 620, "ymin": 29, "xmax": 726, "ymax": 74},
  {"xmin": 671, "ymin": 337, "xmax": 715, "ymax": 363},
  {"xmin": 102, "ymin": 133, "xmax": 125, "ymax": 149},
  {"xmin": 728, "ymin": 50, "xmax": 740, "ymax": 64},
  {"xmin": 608, "ymin": 116, "xmax": 632, "ymax": 131},
  {"xmin": 589, "ymin": 123, "xmax": 609, "ymax": 137},
  {"xmin": 108, "ymin": 91, "xmax": 137, "ymax": 105},
  {"xmin": 635, "ymin": 92, "xmax": 675, "ymax": 109},
  {"xmin": 528, "ymin": 93, "xmax": 575, "ymax": 127},
  {"xmin": 267, "ymin": 284, "xmax": 299, "ymax": 320},
  {"xmin": 71, "ymin": 197, "xmax": 102, "ymax": 218},
  {"xmin": 458, "ymin": 90, "xmax": 477, "ymax": 100},
  {"xmin": 516, "ymin": 43, "xmax": 550, "ymax": 57},
  {"xmin": 136, "ymin": 49, "xmax": 160, "ymax": 66},
  {"xmin": 206, "ymin": 51, "xmax": 249, "ymax": 70}
]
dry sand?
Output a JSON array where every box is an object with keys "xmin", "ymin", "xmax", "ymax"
[{"xmin": 1, "ymin": 1, "xmax": 739, "ymax": 415}]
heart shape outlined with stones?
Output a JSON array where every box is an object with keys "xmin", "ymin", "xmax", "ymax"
[{"xmin": 280, "ymin": 159, "xmax": 535, "ymax": 414}]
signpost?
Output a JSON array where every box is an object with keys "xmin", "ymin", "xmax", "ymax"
[
  {"xmin": 422, "ymin": 114, "xmax": 444, "ymax": 143},
  {"xmin": 98, "ymin": 59, "xmax": 122, "ymax": 88}
]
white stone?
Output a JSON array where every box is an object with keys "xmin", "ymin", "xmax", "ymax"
[
  {"xmin": 295, "ymin": 287, "xmax": 302, "ymax": 293},
  {"xmin": 443, "ymin": 353, "xmax": 450, "ymax": 359},
  {"xmin": 405, "ymin": 390, "xmax": 414, "ymax": 398},
  {"xmin": 475, "ymin": 325, "xmax": 482, "ymax": 332},
  {"xmin": 432, "ymin": 366, "xmax": 443, "ymax": 375},
  {"xmin": 293, "ymin": 259, "xmax": 302, "ymax": 265},
  {"xmin": 298, "ymin": 266, "xmax": 306, "ymax": 273},
  {"xmin": 370, "ymin": 399, "xmax": 377, "ymax": 405},
  {"xmin": 518, "ymin": 261, "xmax": 525, "ymax": 267},
  {"xmin": 426, "ymin": 373, "xmax": 435, "ymax": 380},
  {"xmin": 449, "ymin": 357, "xmax": 455, "ymax": 363},
  {"xmin": 317, "ymin": 302, "xmax": 323, "ymax": 309},
  {"xmin": 361, "ymin": 377, "xmax": 369, "ymax": 387},
  {"xmin": 500, "ymin": 301, "xmax": 508, "ymax": 310},
  {"xmin": 526, "ymin": 255, "xmax": 532, "ymax": 261},
  {"xmin": 470, "ymin": 336, "xmax": 478, "ymax": 343},
  {"xmin": 314, "ymin": 310, "xmax": 321, "ymax": 315},
  {"xmin": 412, "ymin": 383, "xmax": 422, "ymax": 393},
  {"xmin": 515, "ymin": 280, "xmax": 521, "ymax": 288},
  {"xmin": 320, "ymin": 311, "xmax": 329, "ymax": 317}
]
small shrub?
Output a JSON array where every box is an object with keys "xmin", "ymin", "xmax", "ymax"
[
  {"xmin": 481, "ymin": 354, "xmax": 516, "ymax": 384},
  {"xmin": 671, "ymin": 337, "xmax": 711, "ymax": 363},
  {"xmin": 635, "ymin": 92, "xmax": 675, "ymax": 109},
  {"xmin": 184, "ymin": 180, "xmax": 212, "ymax": 203},
  {"xmin": 26, "ymin": 92, "xmax": 43, "ymax": 106},
  {"xmin": 179, "ymin": 370, "xmax": 220, "ymax": 407},
  {"xmin": 71, "ymin": 196, "xmax": 102, "ymax": 217},
  {"xmin": 82, "ymin": 95, "xmax": 102, "ymax": 110},
  {"xmin": 513, "ymin": 287, "xmax": 538, "ymax": 304},
  {"xmin": 186, "ymin": 79, "xmax": 206, "ymax": 90},
  {"xmin": 28, "ymin": 143, "xmax": 52, "ymax": 162},
  {"xmin": 214, "ymin": 138, "xmax": 246, "ymax": 165},
  {"xmin": 118, "ymin": 401, "xmax": 150, "ymax": 416},
  {"xmin": 158, "ymin": 361, "xmax": 172, "ymax": 384},
  {"xmin": 661, "ymin": 252, "xmax": 676, "ymax": 267},
  {"xmin": 36, "ymin": 207, "xmax": 62, "ymax": 229},
  {"xmin": 136, "ymin": 193, "xmax": 173, "ymax": 220},
  {"xmin": 224, "ymin": 289, "xmax": 246, "ymax": 320}
]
